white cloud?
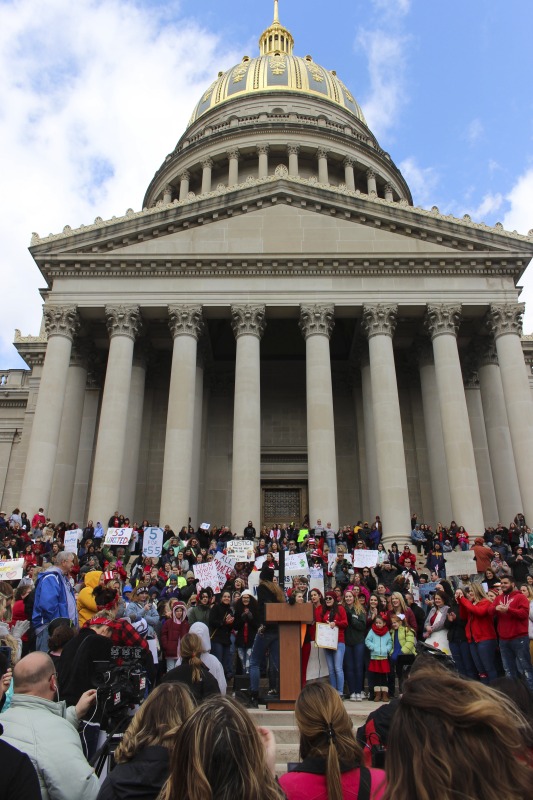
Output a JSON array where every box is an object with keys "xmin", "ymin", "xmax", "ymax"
[
  {"xmin": 465, "ymin": 118, "xmax": 484, "ymax": 144},
  {"xmin": 501, "ymin": 167, "xmax": 533, "ymax": 333},
  {"xmin": 0, "ymin": 0, "xmax": 240, "ymax": 368},
  {"xmin": 371, "ymin": 0, "xmax": 411, "ymax": 17},
  {"xmin": 357, "ymin": 29, "xmax": 410, "ymax": 140},
  {"xmin": 398, "ymin": 156, "xmax": 439, "ymax": 206},
  {"xmin": 461, "ymin": 192, "xmax": 504, "ymax": 221}
]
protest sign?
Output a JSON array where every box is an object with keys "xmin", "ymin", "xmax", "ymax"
[
  {"xmin": 142, "ymin": 527, "xmax": 164, "ymax": 558},
  {"xmin": 193, "ymin": 562, "xmax": 221, "ymax": 594},
  {"xmin": 0, "ymin": 558, "xmax": 24, "ymax": 580},
  {"xmin": 418, "ymin": 581, "xmax": 438, "ymax": 601},
  {"xmin": 226, "ymin": 540, "xmax": 255, "ymax": 562},
  {"xmin": 200, "ymin": 522, "xmax": 211, "ymax": 531},
  {"xmin": 315, "ymin": 623, "xmax": 339, "ymax": 650},
  {"xmin": 104, "ymin": 527, "xmax": 133, "ymax": 546},
  {"xmin": 352, "ymin": 550, "xmax": 379, "ymax": 569},
  {"xmin": 64, "ymin": 530, "xmax": 80, "ymax": 554},
  {"xmin": 214, "ymin": 552, "xmax": 236, "ymax": 584},
  {"xmin": 297, "ymin": 528, "xmax": 309, "ymax": 543},
  {"xmin": 444, "ymin": 550, "xmax": 477, "ymax": 577},
  {"xmin": 284, "ymin": 553, "xmax": 309, "ymax": 575}
]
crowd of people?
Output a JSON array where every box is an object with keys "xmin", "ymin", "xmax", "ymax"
[{"xmin": 0, "ymin": 505, "xmax": 533, "ymax": 798}]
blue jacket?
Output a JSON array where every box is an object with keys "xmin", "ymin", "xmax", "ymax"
[
  {"xmin": 365, "ymin": 628, "xmax": 393, "ymax": 658},
  {"xmin": 32, "ymin": 567, "xmax": 77, "ymax": 627}
]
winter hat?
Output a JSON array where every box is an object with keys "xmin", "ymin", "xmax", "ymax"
[
  {"xmin": 241, "ymin": 589, "xmax": 254, "ymax": 597},
  {"xmin": 132, "ymin": 618, "xmax": 148, "ymax": 637},
  {"xmin": 311, "ymin": 549, "xmax": 322, "ymax": 558},
  {"xmin": 169, "ymin": 575, "xmax": 178, "ymax": 583},
  {"xmin": 186, "ymin": 571, "xmax": 195, "ymax": 580},
  {"xmin": 325, "ymin": 590, "xmax": 337, "ymax": 600},
  {"xmin": 123, "ymin": 584, "xmax": 133, "ymax": 595}
]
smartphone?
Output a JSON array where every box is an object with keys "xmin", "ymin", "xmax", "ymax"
[{"xmin": 0, "ymin": 645, "xmax": 11, "ymax": 670}]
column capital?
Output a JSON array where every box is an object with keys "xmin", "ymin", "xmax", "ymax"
[
  {"xmin": 43, "ymin": 305, "xmax": 80, "ymax": 341},
  {"xmin": 299, "ymin": 304, "xmax": 335, "ymax": 340},
  {"xmin": 384, "ymin": 182, "xmax": 393, "ymax": 194},
  {"xmin": 163, "ymin": 183, "xmax": 172, "ymax": 194},
  {"xmin": 424, "ymin": 303, "xmax": 462, "ymax": 340},
  {"xmin": 168, "ymin": 305, "xmax": 204, "ymax": 340},
  {"xmin": 486, "ymin": 302, "xmax": 524, "ymax": 338},
  {"xmin": 227, "ymin": 148, "xmax": 240, "ymax": 161},
  {"xmin": 287, "ymin": 143, "xmax": 300, "ymax": 155},
  {"xmin": 201, "ymin": 157, "xmax": 213, "ymax": 169},
  {"xmin": 179, "ymin": 170, "xmax": 190, "ymax": 181},
  {"xmin": 257, "ymin": 144, "xmax": 269, "ymax": 155},
  {"xmin": 343, "ymin": 156, "xmax": 355, "ymax": 168},
  {"xmin": 231, "ymin": 304, "xmax": 266, "ymax": 339},
  {"xmin": 361, "ymin": 304, "xmax": 398, "ymax": 340},
  {"xmin": 366, "ymin": 168, "xmax": 376, "ymax": 180},
  {"xmin": 316, "ymin": 147, "xmax": 329, "ymax": 159},
  {"xmin": 474, "ymin": 338, "xmax": 499, "ymax": 368},
  {"xmin": 105, "ymin": 305, "xmax": 143, "ymax": 341}
]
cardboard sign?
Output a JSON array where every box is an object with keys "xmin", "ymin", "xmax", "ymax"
[
  {"xmin": 64, "ymin": 530, "xmax": 80, "ymax": 554},
  {"xmin": 193, "ymin": 562, "xmax": 221, "ymax": 594},
  {"xmin": 352, "ymin": 550, "xmax": 379, "ymax": 569},
  {"xmin": 284, "ymin": 553, "xmax": 309, "ymax": 575},
  {"xmin": 142, "ymin": 527, "xmax": 164, "ymax": 558},
  {"xmin": 104, "ymin": 527, "xmax": 133, "ymax": 546},
  {"xmin": 315, "ymin": 622, "xmax": 339, "ymax": 650},
  {"xmin": 226, "ymin": 540, "xmax": 255, "ymax": 562},
  {"xmin": 444, "ymin": 550, "xmax": 477, "ymax": 577},
  {"xmin": 214, "ymin": 552, "xmax": 236, "ymax": 584},
  {"xmin": 200, "ymin": 522, "xmax": 211, "ymax": 531},
  {"xmin": 0, "ymin": 558, "xmax": 24, "ymax": 580}
]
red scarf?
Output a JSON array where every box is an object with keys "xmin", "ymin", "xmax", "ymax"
[{"xmin": 371, "ymin": 622, "xmax": 390, "ymax": 636}]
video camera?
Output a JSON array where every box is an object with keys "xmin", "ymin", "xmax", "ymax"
[{"xmin": 92, "ymin": 659, "xmax": 147, "ymax": 731}]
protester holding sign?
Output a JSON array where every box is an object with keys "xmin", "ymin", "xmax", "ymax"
[{"xmin": 316, "ymin": 591, "xmax": 348, "ymax": 697}]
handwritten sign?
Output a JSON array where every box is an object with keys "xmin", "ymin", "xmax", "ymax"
[
  {"xmin": 214, "ymin": 552, "xmax": 236, "ymax": 584},
  {"xmin": 352, "ymin": 550, "xmax": 379, "ymax": 569},
  {"xmin": 284, "ymin": 553, "xmax": 309, "ymax": 575},
  {"xmin": 193, "ymin": 562, "xmax": 221, "ymax": 594},
  {"xmin": 200, "ymin": 522, "xmax": 211, "ymax": 531},
  {"xmin": 0, "ymin": 558, "xmax": 24, "ymax": 580},
  {"xmin": 444, "ymin": 550, "xmax": 477, "ymax": 577},
  {"xmin": 64, "ymin": 530, "xmax": 81, "ymax": 554},
  {"xmin": 315, "ymin": 622, "xmax": 339, "ymax": 650},
  {"xmin": 105, "ymin": 527, "xmax": 133, "ymax": 546},
  {"xmin": 226, "ymin": 540, "xmax": 255, "ymax": 562},
  {"xmin": 142, "ymin": 527, "xmax": 164, "ymax": 558}
]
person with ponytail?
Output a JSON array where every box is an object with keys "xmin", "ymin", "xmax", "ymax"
[
  {"xmin": 279, "ymin": 681, "xmax": 386, "ymax": 800},
  {"xmin": 247, "ymin": 562, "xmax": 285, "ymax": 707},
  {"xmin": 162, "ymin": 632, "xmax": 220, "ymax": 702},
  {"xmin": 97, "ymin": 683, "xmax": 195, "ymax": 800}
]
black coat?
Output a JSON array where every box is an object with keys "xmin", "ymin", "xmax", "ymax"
[
  {"xmin": 162, "ymin": 662, "xmax": 220, "ymax": 703},
  {"xmin": 0, "ymin": 734, "xmax": 42, "ymax": 800},
  {"xmin": 96, "ymin": 745, "xmax": 169, "ymax": 800}
]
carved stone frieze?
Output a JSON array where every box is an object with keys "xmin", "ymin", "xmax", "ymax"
[
  {"xmin": 361, "ymin": 304, "xmax": 398, "ymax": 340},
  {"xmin": 486, "ymin": 303, "xmax": 525, "ymax": 339},
  {"xmin": 168, "ymin": 305, "xmax": 204, "ymax": 340},
  {"xmin": 105, "ymin": 305, "xmax": 142, "ymax": 341},
  {"xmin": 424, "ymin": 304, "xmax": 462, "ymax": 340},
  {"xmin": 299, "ymin": 304, "xmax": 335, "ymax": 340},
  {"xmin": 43, "ymin": 305, "xmax": 80, "ymax": 341},
  {"xmin": 231, "ymin": 305, "xmax": 266, "ymax": 340}
]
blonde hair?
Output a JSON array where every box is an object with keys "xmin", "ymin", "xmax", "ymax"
[
  {"xmin": 470, "ymin": 583, "xmax": 489, "ymax": 603},
  {"xmin": 180, "ymin": 633, "xmax": 205, "ymax": 683},
  {"xmin": 161, "ymin": 696, "xmax": 285, "ymax": 800},
  {"xmin": 295, "ymin": 682, "xmax": 363, "ymax": 800},
  {"xmin": 521, "ymin": 584, "xmax": 533, "ymax": 600},
  {"xmin": 114, "ymin": 683, "xmax": 195, "ymax": 764},
  {"xmin": 384, "ymin": 662, "xmax": 533, "ymax": 800}
]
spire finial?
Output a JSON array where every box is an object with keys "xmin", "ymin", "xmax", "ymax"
[
  {"xmin": 274, "ymin": 0, "xmax": 279, "ymax": 23},
  {"xmin": 259, "ymin": 0, "xmax": 294, "ymax": 55}
]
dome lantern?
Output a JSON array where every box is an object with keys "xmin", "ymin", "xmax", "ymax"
[{"xmin": 259, "ymin": 0, "xmax": 294, "ymax": 55}]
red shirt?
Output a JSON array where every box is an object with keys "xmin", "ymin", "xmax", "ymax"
[
  {"xmin": 316, "ymin": 604, "xmax": 348, "ymax": 643},
  {"xmin": 279, "ymin": 766, "xmax": 386, "ymax": 800},
  {"xmin": 490, "ymin": 590, "xmax": 529, "ymax": 639},
  {"xmin": 458, "ymin": 597, "xmax": 497, "ymax": 642}
]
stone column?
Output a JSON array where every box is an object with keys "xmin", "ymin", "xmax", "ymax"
[
  {"xmin": 299, "ymin": 304, "xmax": 339, "ymax": 529},
  {"xmin": 288, "ymin": 143, "xmax": 300, "ymax": 177},
  {"xmin": 361, "ymin": 305, "xmax": 410, "ymax": 545},
  {"xmin": 201, "ymin": 158, "xmax": 213, "ymax": 194},
  {"xmin": 179, "ymin": 170, "xmax": 190, "ymax": 201},
  {"xmin": 424, "ymin": 304, "xmax": 484, "ymax": 534},
  {"xmin": 359, "ymin": 352, "xmax": 381, "ymax": 519},
  {"xmin": 162, "ymin": 184, "xmax": 172, "ymax": 204},
  {"xmin": 476, "ymin": 340, "xmax": 522, "ymax": 523},
  {"xmin": 257, "ymin": 144, "xmax": 269, "ymax": 179},
  {"xmin": 317, "ymin": 148, "xmax": 329, "ymax": 184},
  {"xmin": 366, "ymin": 169, "xmax": 377, "ymax": 194},
  {"xmin": 19, "ymin": 305, "xmax": 80, "ymax": 514},
  {"xmin": 88, "ymin": 306, "xmax": 142, "ymax": 525},
  {"xmin": 486, "ymin": 303, "xmax": 533, "ymax": 523},
  {"xmin": 231, "ymin": 305, "xmax": 266, "ymax": 536},
  {"xmin": 463, "ymin": 372, "xmax": 499, "ymax": 525},
  {"xmin": 343, "ymin": 157, "xmax": 355, "ymax": 191},
  {"xmin": 159, "ymin": 306, "xmax": 204, "ymax": 530},
  {"xmin": 384, "ymin": 183, "xmax": 394, "ymax": 202},
  {"xmin": 48, "ymin": 343, "xmax": 89, "ymax": 523},
  {"xmin": 189, "ymin": 348, "xmax": 206, "ymax": 527},
  {"xmin": 416, "ymin": 341, "xmax": 452, "ymax": 525},
  {"xmin": 227, "ymin": 149, "xmax": 240, "ymax": 186},
  {"xmin": 119, "ymin": 346, "xmax": 148, "ymax": 519}
]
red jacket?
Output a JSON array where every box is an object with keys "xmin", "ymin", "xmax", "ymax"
[
  {"xmin": 161, "ymin": 616, "xmax": 190, "ymax": 658},
  {"xmin": 316, "ymin": 604, "xmax": 348, "ymax": 643},
  {"xmin": 279, "ymin": 765, "xmax": 386, "ymax": 800},
  {"xmin": 490, "ymin": 590, "xmax": 529, "ymax": 639},
  {"xmin": 458, "ymin": 597, "xmax": 497, "ymax": 642}
]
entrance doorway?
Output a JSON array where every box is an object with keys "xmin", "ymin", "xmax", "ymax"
[{"xmin": 261, "ymin": 482, "xmax": 308, "ymax": 528}]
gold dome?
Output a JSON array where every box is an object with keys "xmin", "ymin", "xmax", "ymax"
[{"xmin": 188, "ymin": 2, "xmax": 366, "ymax": 126}]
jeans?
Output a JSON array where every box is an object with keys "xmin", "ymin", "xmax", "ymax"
[
  {"xmin": 499, "ymin": 637, "xmax": 533, "ymax": 692},
  {"xmin": 326, "ymin": 534, "xmax": 336, "ymax": 552},
  {"xmin": 469, "ymin": 639, "xmax": 498, "ymax": 683},
  {"xmin": 343, "ymin": 642, "xmax": 365, "ymax": 694},
  {"xmin": 449, "ymin": 641, "xmax": 478, "ymax": 680},
  {"xmin": 36, "ymin": 625, "xmax": 49, "ymax": 653},
  {"xmin": 249, "ymin": 629, "xmax": 280, "ymax": 693},
  {"xmin": 211, "ymin": 642, "xmax": 233, "ymax": 679},
  {"xmin": 237, "ymin": 646, "xmax": 253, "ymax": 674},
  {"xmin": 325, "ymin": 643, "xmax": 346, "ymax": 694}
]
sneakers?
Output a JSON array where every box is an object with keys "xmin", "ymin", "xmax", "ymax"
[
  {"xmin": 267, "ymin": 689, "xmax": 278, "ymax": 696},
  {"xmin": 355, "ymin": 693, "xmax": 363, "ymax": 702},
  {"xmin": 349, "ymin": 693, "xmax": 357, "ymax": 701}
]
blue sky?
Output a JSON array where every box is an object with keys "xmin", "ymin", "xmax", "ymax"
[{"xmin": 1, "ymin": 0, "xmax": 533, "ymax": 368}]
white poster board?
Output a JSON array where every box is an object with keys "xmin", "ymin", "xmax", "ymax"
[
  {"xmin": 0, "ymin": 558, "xmax": 24, "ymax": 580},
  {"xmin": 352, "ymin": 550, "xmax": 379, "ymax": 569},
  {"xmin": 284, "ymin": 553, "xmax": 310, "ymax": 575},
  {"xmin": 142, "ymin": 527, "xmax": 164, "ymax": 558},
  {"xmin": 444, "ymin": 550, "xmax": 477, "ymax": 577},
  {"xmin": 214, "ymin": 552, "xmax": 236, "ymax": 585},
  {"xmin": 226, "ymin": 540, "xmax": 255, "ymax": 562},
  {"xmin": 193, "ymin": 562, "xmax": 221, "ymax": 594},
  {"xmin": 104, "ymin": 527, "xmax": 133, "ymax": 546},
  {"xmin": 200, "ymin": 522, "xmax": 211, "ymax": 531},
  {"xmin": 315, "ymin": 622, "xmax": 339, "ymax": 650},
  {"xmin": 64, "ymin": 530, "xmax": 81, "ymax": 553}
]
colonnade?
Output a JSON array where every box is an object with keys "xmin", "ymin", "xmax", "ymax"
[{"xmin": 18, "ymin": 302, "xmax": 532, "ymax": 544}]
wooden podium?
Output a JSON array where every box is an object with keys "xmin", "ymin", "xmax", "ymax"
[{"xmin": 265, "ymin": 602, "xmax": 314, "ymax": 710}]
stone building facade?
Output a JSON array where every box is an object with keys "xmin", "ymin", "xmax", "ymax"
[{"xmin": 2, "ymin": 4, "xmax": 533, "ymax": 545}]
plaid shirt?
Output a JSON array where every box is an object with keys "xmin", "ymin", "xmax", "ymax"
[{"xmin": 84, "ymin": 617, "xmax": 150, "ymax": 658}]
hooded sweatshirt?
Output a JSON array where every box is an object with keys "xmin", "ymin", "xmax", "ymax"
[
  {"xmin": 160, "ymin": 602, "xmax": 189, "ymax": 658},
  {"xmin": 76, "ymin": 571, "xmax": 102, "ymax": 626},
  {"xmin": 490, "ymin": 589, "xmax": 529, "ymax": 639},
  {"xmin": 178, "ymin": 622, "xmax": 226, "ymax": 694}
]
